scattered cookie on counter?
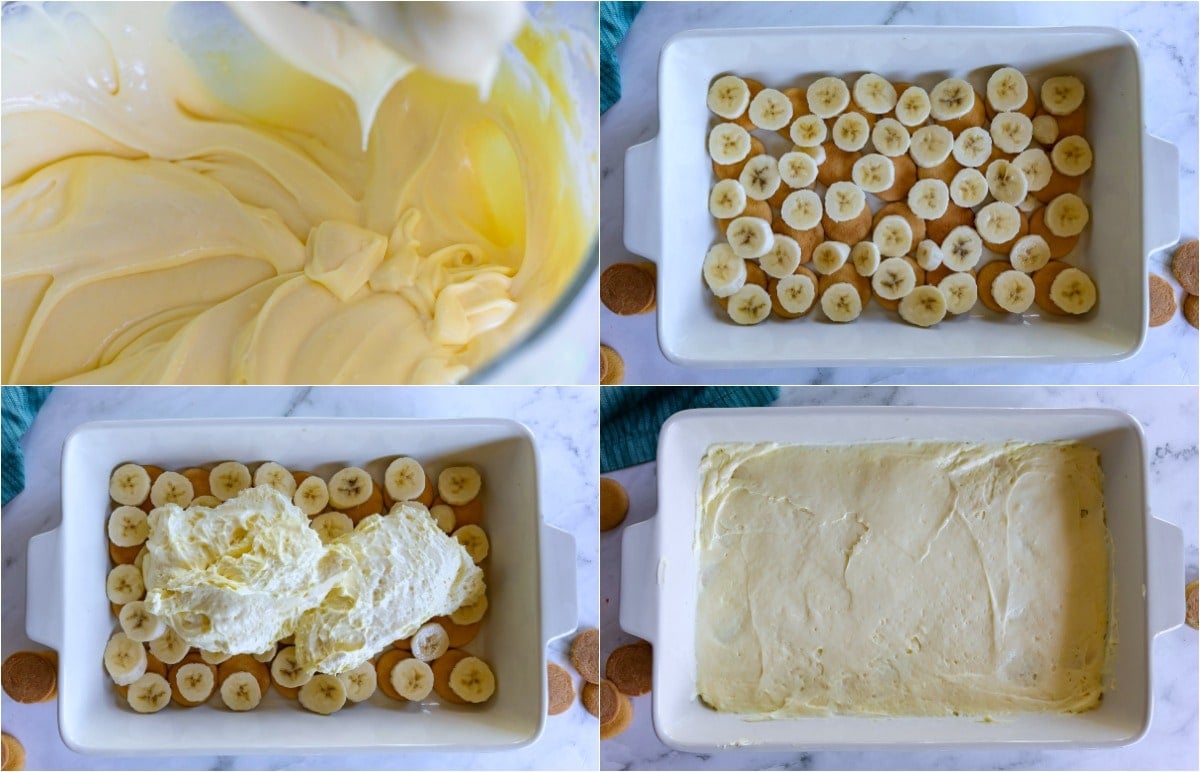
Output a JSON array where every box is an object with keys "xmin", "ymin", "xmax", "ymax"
[
  {"xmin": 581, "ymin": 681, "xmax": 601, "ymax": 718},
  {"xmin": 569, "ymin": 628, "xmax": 600, "ymax": 685},
  {"xmin": 600, "ymin": 345, "xmax": 625, "ymax": 385},
  {"xmin": 1, "ymin": 651, "xmax": 57, "ymax": 704},
  {"xmin": 1187, "ymin": 580, "xmax": 1198, "ymax": 630},
  {"xmin": 1185, "ymin": 295, "xmax": 1198, "ymax": 330},
  {"xmin": 600, "ymin": 477, "xmax": 630, "ymax": 532},
  {"xmin": 1172, "ymin": 240, "xmax": 1198, "ymax": 296},
  {"xmin": 601, "ymin": 263, "xmax": 657, "ymax": 315},
  {"xmin": 1149, "ymin": 274, "xmax": 1177, "ymax": 327},
  {"xmin": 606, "ymin": 641, "xmax": 652, "ymax": 696},
  {"xmin": 599, "ymin": 680, "xmax": 633, "ymax": 740},
  {"xmin": 1, "ymin": 732, "xmax": 25, "ymax": 771},
  {"xmin": 547, "ymin": 663, "xmax": 576, "ymax": 715}
]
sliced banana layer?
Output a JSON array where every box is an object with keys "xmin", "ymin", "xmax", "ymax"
[
  {"xmin": 812, "ymin": 241, "xmax": 851, "ymax": 275},
  {"xmin": 778, "ymin": 152, "xmax": 819, "ymax": 188},
  {"xmin": 775, "ymin": 274, "xmax": 817, "ymax": 315},
  {"xmin": 938, "ymin": 272, "xmax": 979, "ymax": 314},
  {"xmin": 824, "ymin": 182, "xmax": 866, "ymax": 223},
  {"xmin": 790, "ymin": 114, "xmax": 828, "ymax": 147},
  {"xmin": 991, "ymin": 111, "xmax": 1033, "ymax": 154},
  {"xmin": 1049, "ymin": 267, "xmax": 1098, "ymax": 314},
  {"xmin": 709, "ymin": 179, "xmax": 748, "ymax": 219},
  {"xmin": 1041, "ymin": 75, "xmax": 1085, "ymax": 116},
  {"xmin": 929, "ymin": 78, "xmax": 975, "ymax": 121},
  {"xmin": 726, "ymin": 284, "xmax": 772, "ymax": 325},
  {"xmin": 941, "ymin": 226, "xmax": 984, "ymax": 272},
  {"xmin": 703, "ymin": 243, "xmax": 747, "ymax": 297},
  {"xmin": 749, "ymin": 88, "xmax": 794, "ymax": 130},
  {"xmin": 1013, "ymin": 148, "xmax": 1052, "ymax": 192},
  {"xmin": 727, "ymin": 217, "xmax": 774, "ymax": 259},
  {"xmin": 110, "ymin": 463, "xmax": 151, "ymax": 507},
  {"xmin": 739, "ymin": 155, "xmax": 782, "ymax": 201},
  {"xmin": 1044, "ymin": 193, "xmax": 1089, "ymax": 237},
  {"xmin": 952, "ymin": 127, "xmax": 993, "ymax": 168},
  {"xmin": 708, "ymin": 122, "xmax": 752, "ymax": 165},
  {"xmin": 872, "ymin": 216, "xmax": 913, "ymax": 259},
  {"xmin": 1052, "ymin": 135, "xmax": 1092, "ymax": 177},
  {"xmin": 852, "ymin": 154, "xmax": 895, "ymax": 193},
  {"xmin": 761, "ymin": 235, "xmax": 803, "ymax": 278},
  {"xmin": 986, "ymin": 160, "xmax": 1028, "ymax": 205},
  {"xmin": 949, "ymin": 168, "xmax": 988, "ymax": 208},
  {"xmin": 910, "ymin": 125, "xmax": 954, "ymax": 168},
  {"xmin": 781, "ymin": 190, "xmax": 823, "ymax": 231},
  {"xmin": 109, "ymin": 505, "xmax": 149, "ymax": 548},
  {"xmin": 872, "ymin": 257, "xmax": 917, "ymax": 300},
  {"xmin": 894, "ymin": 85, "xmax": 931, "ymax": 127},
  {"xmin": 807, "ymin": 76, "xmax": 851, "ymax": 118},
  {"xmin": 832, "ymin": 112, "xmax": 870, "ymax": 152},
  {"xmin": 853, "ymin": 73, "xmax": 897, "ymax": 114},
  {"xmin": 899, "ymin": 285, "xmax": 948, "ymax": 327},
  {"xmin": 991, "ymin": 269, "xmax": 1036, "ymax": 313},
  {"xmin": 708, "ymin": 75, "xmax": 751, "ymax": 119},
  {"xmin": 871, "ymin": 118, "xmax": 911, "ymax": 157},
  {"xmin": 907, "ymin": 179, "xmax": 949, "ymax": 221},
  {"xmin": 986, "ymin": 67, "xmax": 1029, "ymax": 112},
  {"xmin": 1011, "ymin": 234, "xmax": 1052, "ymax": 273},
  {"xmin": 820, "ymin": 282, "xmax": 863, "ymax": 322},
  {"xmin": 976, "ymin": 202, "xmax": 1022, "ymax": 244}
]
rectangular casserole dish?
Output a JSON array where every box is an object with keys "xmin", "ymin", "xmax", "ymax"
[
  {"xmin": 624, "ymin": 27, "xmax": 1180, "ymax": 367},
  {"xmin": 26, "ymin": 418, "xmax": 577, "ymax": 755},
  {"xmin": 620, "ymin": 407, "xmax": 1185, "ymax": 750}
]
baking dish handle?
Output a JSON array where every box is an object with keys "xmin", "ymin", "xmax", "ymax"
[
  {"xmin": 1143, "ymin": 134, "xmax": 1180, "ymax": 255},
  {"xmin": 1146, "ymin": 516, "xmax": 1184, "ymax": 636},
  {"xmin": 540, "ymin": 524, "xmax": 578, "ymax": 642},
  {"xmin": 619, "ymin": 517, "xmax": 658, "ymax": 642},
  {"xmin": 623, "ymin": 138, "xmax": 661, "ymax": 262},
  {"xmin": 26, "ymin": 527, "xmax": 63, "ymax": 650}
]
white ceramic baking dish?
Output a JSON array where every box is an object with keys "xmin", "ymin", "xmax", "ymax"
[
  {"xmin": 26, "ymin": 418, "xmax": 577, "ymax": 755},
  {"xmin": 624, "ymin": 27, "xmax": 1180, "ymax": 367},
  {"xmin": 620, "ymin": 407, "xmax": 1185, "ymax": 750}
]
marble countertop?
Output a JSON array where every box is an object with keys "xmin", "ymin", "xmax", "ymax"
[
  {"xmin": 600, "ymin": 1, "xmax": 1199, "ymax": 385},
  {"xmin": 600, "ymin": 386, "xmax": 1199, "ymax": 770},
  {"xmin": 0, "ymin": 386, "xmax": 599, "ymax": 771}
]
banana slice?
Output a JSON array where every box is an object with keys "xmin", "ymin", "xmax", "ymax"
[
  {"xmin": 907, "ymin": 179, "xmax": 950, "ymax": 221},
  {"xmin": 708, "ymin": 122, "xmax": 752, "ymax": 166},
  {"xmin": 991, "ymin": 269, "xmax": 1036, "ymax": 313},
  {"xmin": 271, "ymin": 646, "xmax": 313, "ymax": 689},
  {"xmin": 1044, "ymin": 193, "xmax": 1089, "ymax": 237},
  {"xmin": 200, "ymin": 649, "xmax": 231, "ymax": 665},
  {"xmin": 410, "ymin": 622, "xmax": 451, "ymax": 662},
  {"xmin": 819, "ymin": 282, "xmax": 863, "ymax": 322},
  {"xmin": 949, "ymin": 168, "xmax": 988, "ymax": 209},
  {"xmin": 915, "ymin": 240, "xmax": 944, "ymax": 271},
  {"xmin": 872, "ymin": 256, "xmax": 918, "ymax": 300},
  {"xmin": 107, "ymin": 564, "xmax": 145, "ymax": 605},
  {"xmin": 941, "ymin": 226, "xmax": 985, "ymax": 271},
  {"xmin": 110, "ymin": 464, "xmax": 152, "ymax": 506},
  {"xmin": 775, "ymin": 273, "xmax": 817, "ymax": 315},
  {"xmin": 1041, "ymin": 75, "xmax": 1085, "ymax": 116},
  {"xmin": 708, "ymin": 75, "xmax": 752, "ymax": 119},
  {"xmin": 952, "ymin": 126, "xmax": 993, "ymax": 168},
  {"xmin": 851, "ymin": 241, "xmax": 881, "ymax": 276},
  {"xmin": 748, "ymin": 88, "xmax": 793, "ymax": 130},
  {"xmin": 127, "ymin": 672, "xmax": 171, "ymax": 713},
  {"xmin": 221, "ymin": 670, "xmax": 264, "ymax": 711},
  {"xmin": 703, "ymin": 243, "xmax": 747, "ymax": 297},
  {"xmin": 192, "ymin": 495, "xmax": 221, "ymax": 507},
  {"xmin": 986, "ymin": 67, "xmax": 1029, "ymax": 112},
  {"xmin": 781, "ymin": 190, "xmax": 823, "ymax": 231},
  {"xmin": 1010, "ymin": 234, "xmax": 1052, "ymax": 273},
  {"xmin": 449, "ymin": 656, "xmax": 496, "ymax": 704},
  {"xmin": 807, "ymin": 76, "xmax": 851, "ymax": 118},
  {"xmin": 391, "ymin": 658, "xmax": 435, "ymax": 701},
  {"xmin": 709, "ymin": 179, "xmax": 747, "ymax": 219},
  {"xmin": 990, "ymin": 111, "xmax": 1033, "ymax": 154},
  {"xmin": 119, "ymin": 601, "xmax": 166, "ymax": 643},
  {"xmin": 910, "ymin": 125, "xmax": 954, "ymax": 169},
  {"xmin": 293, "ymin": 475, "xmax": 330, "ymax": 515},
  {"xmin": 1013, "ymin": 148, "xmax": 1053, "ymax": 192},
  {"xmin": 209, "ymin": 462, "xmax": 251, "ymax": 501},
  {"xmin": 382, "ymin": 456, "xmax": 426, "ymax": 503},
  {"xmin": 174, "ymin": 662, "xmax": 216, "ymax": 704},
  {"xmin": 739, "ymin": 155, "xmax": 782, "ymax": 201},
  {"xmin": 1051, "ymin": 135, "xmax": 1092, "ymax": 176},
  {"xmin": 1049, "ymin": 266, "xmax": 1098, "ymax": 314},
  {"xmin": 726, "ymin": 284, "xmax": 772, "ymax": 325},
  {"xmin": 149, "ymin": 471, "xmax": 194, "ymax": 509},
  {"xmin": 824, "ymin": 182, "xmax": 867, "ymax": 223},
  {"xmin": 453, "ymin": 524, "xmax": 490, "ymax": 563},
  {"xmin": 899, "ymin": 285, "xmax": 948, "ymax": 327},
  {"xmin": 338, "ymin": 662, "xmax": 378, "ymax": 703},
  {"xmin": 726, "ymin": 216, "xmax": 774, "ymax": 259},
  {"xmin": 777, "ymin": 151, "xmax": 818, "ymax": 189},
  {"xmin": 789, "ymin": 114, "xmax": 828, "ymax": 147},
  {"xmin": 428, "ymin": 503, "xmax": 457, "ymax": 533},
  {"xmin": 975, "ymin": 201, "xmax": 1022, "ymax": 244},
  {"xmin": 310, "ymin": 511, "xmax": 354, "ymax": 544},
  {"xmin": 938, "ymin": 272, "xmax": 979, "ymax": 314},
  {"xmin": 148, "ymin": 627, "xmax": 188, "ymax": 665},
  {"xmin": 853, "ymin": 73, "xmax": 897, "ymax": 114},
  {"xmin": 450, "ymin": 593, "xmax": 489, "ymax": 626},
  {"xmin": 760, "ymin": 235, "xmax": 803, "ymax": 278},
  {"xmin": 851, "ymin": 154, "xmax": 895, "ymax": 193},
  {"xmin": 796, "ymin": 143, "xmax": 827, "ymax": 165},
  {"xmin": 108, "ymin": 505, "xmax": 149, "ymax": 548},
  {"xmin": 105, "ymin": 632, "xmax": 148, "ymax": 686},
  {"xmin": 929, "ymin": 78, "xmax": 975, "ymax": 121},
  {"xmin": 1032, "ymin": 114, "xmax": 1059, "ymax": 146},
  {"xmin": 985, "ymin": 159, "xmax": 1029, "ymax": 205},
  {"xmin": 832, "ymin": 112, "xmax": 870, "ymax": 152},
  {"xmin": 872, "ymin": 215, "xmax": 914, "ymax": 259},
  {"xmin": 812, "ymin": 241, "xmax": 851, "ymax": 275},
  {"xmin": 328, "ymin": 466, "xmax": 373, "ymax": 509},
  {"xmin": 894, "ymin": 85, "xmax": 931, "ymax": 127},
  {"xmin": 252, "ymin": 462, "xmax": 296, "ymax": 498},
  {"xmin": 871, "ymin": 117, "xmax": 911, "ymax": 157}
]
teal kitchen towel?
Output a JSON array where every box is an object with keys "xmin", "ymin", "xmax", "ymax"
[
  {"xmin": 2, "ymin": 386, "xmax": 53, "ymax": 505},
  {"xmin": 601, "ymin": 387, "xmax": 779, "ymax": 472},
  {"xmin": 600, "ymin": 1, "xmax": 643, "ymax": 112}
]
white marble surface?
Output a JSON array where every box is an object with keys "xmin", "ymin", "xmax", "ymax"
[
  {"xmin": 0, "ymin": 386, "xmax": 599, "ymax": 770},
  {"xmin": 601, "ymin": 386, "xmax": 1198, "ymax": 770},
  {"xmin": 600, "ymin": 1, "xmax": 1199, "ymax": 385}
]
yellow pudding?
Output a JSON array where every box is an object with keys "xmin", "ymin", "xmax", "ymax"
[
  {"xmin": 1, "ymin": 2, "xmax": 593, "ymax": 383},
  {"xmin": 696, "ymin": 440, "xmax": 1111, "ymax": 717}
]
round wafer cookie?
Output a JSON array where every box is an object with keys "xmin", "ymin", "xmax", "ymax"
[
  {"xmin": 569, "ymin": 628, "xmax": 600, "ymax": 684},
  {"xmin": 601, "ymin": 263, "xmax": 656, "ymax": 315},
  {"xmin": 1185, "ymin": 294, "xmax": 1198, "ymax": 330},
  {"xmin": 1, "ymin": 732, "xmax": 25, "ymax": 771},
  {"xmin": 600, "ymin": 345, "xmax": 625, "ymax": 385},
  {"xmin": 547, "ymin": 663, "xmax": 575, "ymax": 715},
  {"xmin": 600, "ymin": 477, "xmax": 629, "ymax": 531},
  {"xmin": 1187, "ymin": 580, "xmax": 1198, "ymax": 630},
  {"xmin": 599, "ymin": 686, "xmax": 633, "ymax": 740},
  {"xmin": 606, "ymin": 642, "xmax": 652, "ymax": 696},
  {"xmin": 1149, "ymin": 274, "xmax": 1177, "ymax": 327},
  {"xmin": 1172, "ymin": 240, "xmax": 1198, "ymax": 296},
  {"xmin": 1, "ymin": 652, "xmax": 56, "ymax": 704}
]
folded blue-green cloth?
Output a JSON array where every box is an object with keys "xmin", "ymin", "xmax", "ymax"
[
  {"xmin": 600, "ymin": 1, "xmax": 643, "ymax": 112},
  {"xmin": 601, "ymin": 387, "xmax": 779, "ymax": 472},
  {"xmin": 2, "ymin": 386, "xmax": 53, "ymax": 506}
]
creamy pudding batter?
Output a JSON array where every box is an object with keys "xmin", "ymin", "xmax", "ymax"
[
  {"xmin": 2, "ymin": 2, "xmax": 593, "ymax": 383},
  {"xmin": 696, "ymin": 441, "xmax": 1111, "ymax": 717}
]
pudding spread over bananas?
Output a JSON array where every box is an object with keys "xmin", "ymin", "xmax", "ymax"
[
  {"xmin": 696, "ymin": 440, "xmax": 1110, "ymax": 717},
  {"xmin": 142, "ymin": 486, "xmax": 484, "ymax": 675},
  {"xmin": 1, "ymin": 2, "xmax": 592, "ymax": 383}
]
